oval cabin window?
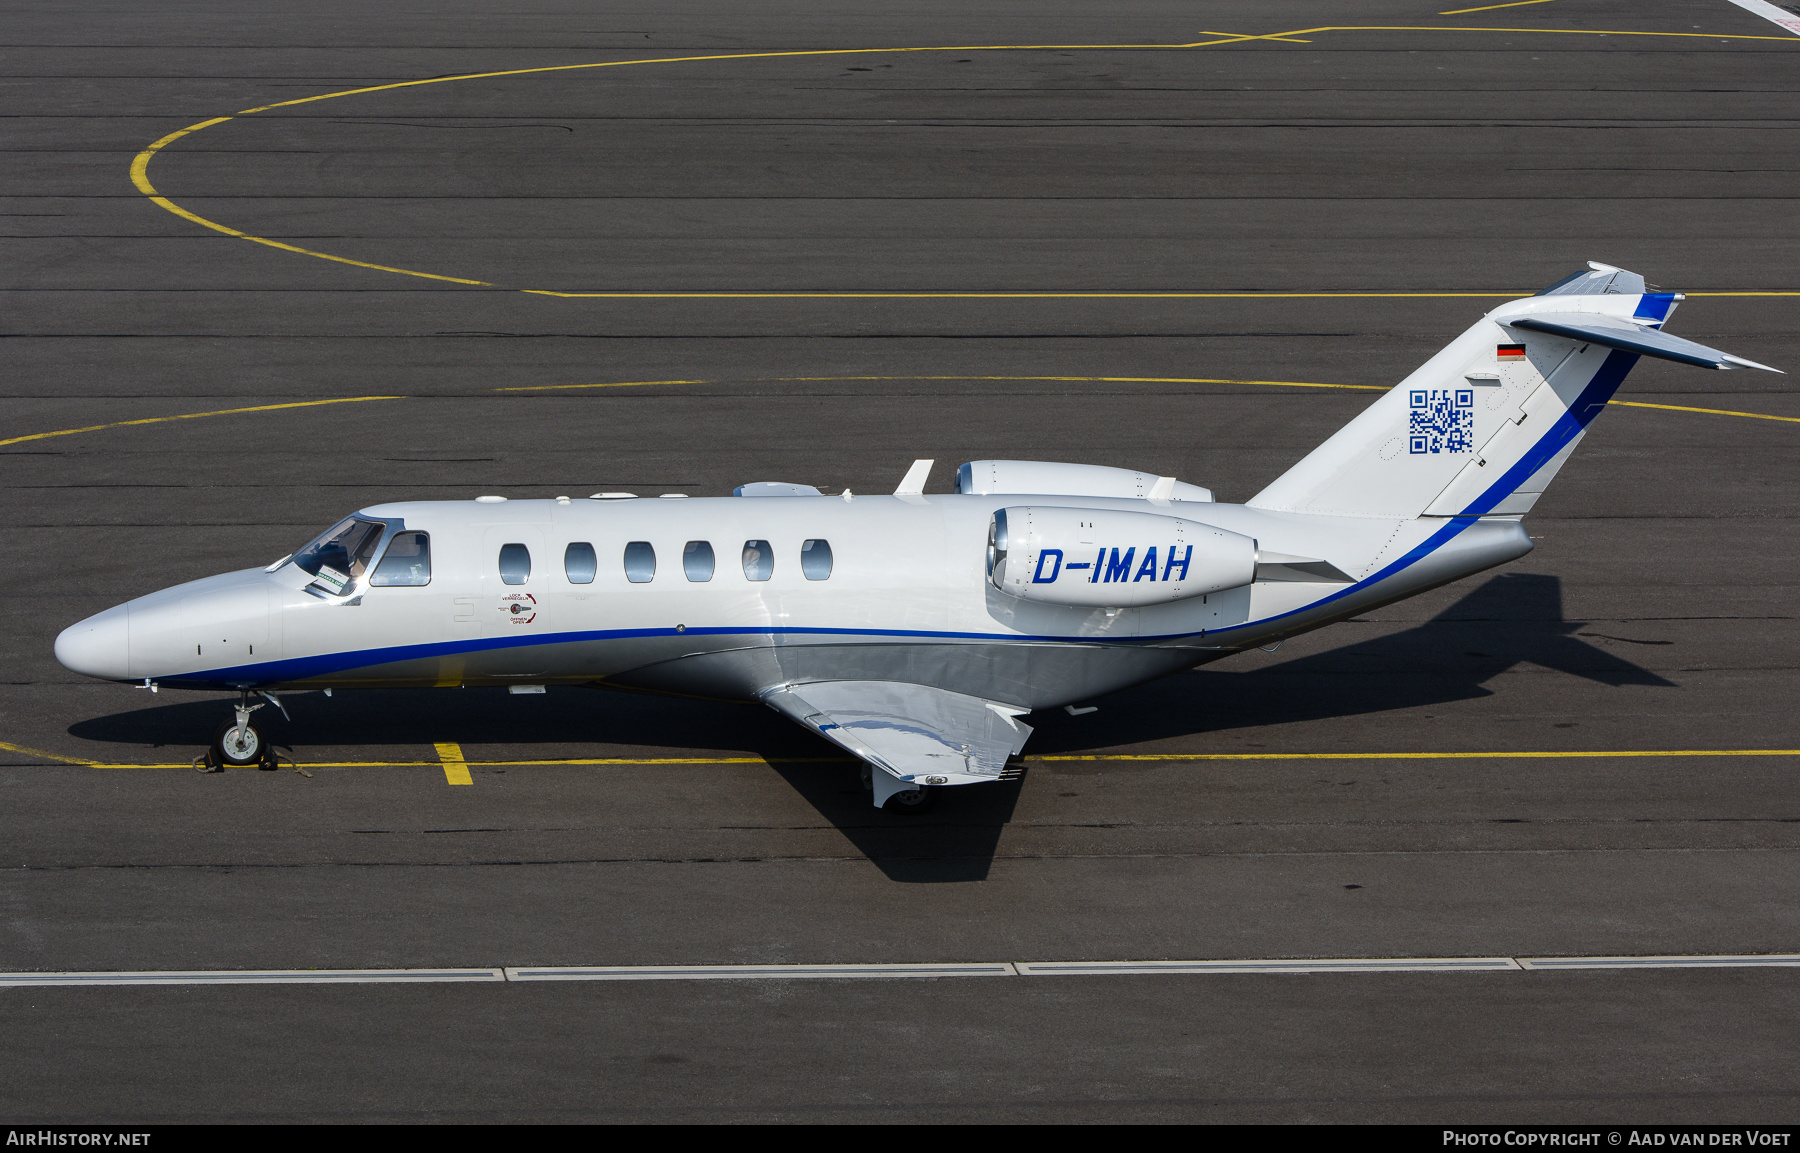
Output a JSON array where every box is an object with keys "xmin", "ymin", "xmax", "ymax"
[
  {"xmin": 564, "ymin": 542, "xmax": 596, "ymax": 585},
  {"xmin": 684, "ymin": 541, "xmax": 715, "ymax": 582},
  {"xmin": 801, "ymin": 539, "xmax": 832, "ymax": 581},
  {"xmin": 742, "ymin": 540, "xmax": 773, "ymax": 582},
  {"xmin": 498, "ymin": 543, "xmax": 531, "ymax": 586},
  {"xmin": 623, "ymin": 541, "xmax": 656, "ymax": 583}
]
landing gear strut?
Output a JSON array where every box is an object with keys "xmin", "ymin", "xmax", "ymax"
[
  {"xmin": 207, "ymin": 691, "xmax": 275, "ymax": 770},
  {"xmin": 859, "ymin": 762, "xmax": 938, "ymax": 814}
]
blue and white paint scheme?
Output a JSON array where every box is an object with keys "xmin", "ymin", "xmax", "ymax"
[{"xmin": 54, "ymin": 264, "xmax": 1781, "ymax": 808}]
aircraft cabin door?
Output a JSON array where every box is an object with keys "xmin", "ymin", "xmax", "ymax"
[{"xmin": 480, "ymin": 525, "xmax": 552, "ymax": 641}]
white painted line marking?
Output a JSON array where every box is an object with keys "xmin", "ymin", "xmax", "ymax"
[
  {"xmin": 1017, "ymin": 957, "xmax": 1521, "ymax": 975},
  {"xmin": 1727, "ymin": 0, "xmax": 1800, "ymax": 36},
  {"xmin": 1520, "ymin": 954, "xmax": 1800, "ymax": 970},
  {"xmin": 506, "ymin": 963, "xmax": 1019, "ymax": 981},
  {"xmin": 3, "ymin": 956, "xmax": 1796, "ymax": 987},
  {"xmin": 0, "ymin": 968, "xmax": 506, "ymax": 987}
]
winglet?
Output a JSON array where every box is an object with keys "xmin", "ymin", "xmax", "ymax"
[{"xmin": 894, "ymin": 459, "xmax": 934, "ymax": 495}]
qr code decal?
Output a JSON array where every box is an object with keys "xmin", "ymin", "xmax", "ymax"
[{"xmin": 1408, "ymin": 388, "xmax": 1475, "ymax": 454}]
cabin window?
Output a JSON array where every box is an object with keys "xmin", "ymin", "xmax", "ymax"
[
  {"xmin": 498, "ymin": 543, "xmax": 531, "ymax": 585},
  {"xmin": 564, "ymin": 542, "xmax": 596, "ymax": 585},
  {"xmin": 742, "ymin": 540, "xmax": 773, "ymax": 581},
  {"xmin": 370, "ymin": 531, "xmax": 431, "ymax": 586},
  {"xmin": 683, "ymin": 541, "xmax": 715, "ymax": 582},
  {"xmin": 291, "ymin": 517, "xmax": 386, "ymax": 595},
  {"xmin": 801, "ymin": 539, "xmax": 833, "ymax": 580},
  {"xmin": 624, "ymin": 541, "xmax": 656, "ymax": 583}
]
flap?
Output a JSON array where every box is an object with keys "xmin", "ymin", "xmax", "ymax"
[
  {"xmin": 760, "ymin": 680, "xmax": 1033, "ymax": 788},
  {"xmin": 1505, "ymin": 313, "xmax": 1782, "ymax": 373}
]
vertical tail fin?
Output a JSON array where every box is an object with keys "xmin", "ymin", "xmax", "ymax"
[{"xmin": 1248, "ymin": 265, "xmax": 1778, "ymax": 520}]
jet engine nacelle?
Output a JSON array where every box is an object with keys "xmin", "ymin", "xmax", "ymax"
[
  {"xmin": 989, "ymin": 506, "xmax": 1256, "ymax": 607},
  {"xmin": 958, "ymin": 460, "xmax": 1213, "ymax": 502}
]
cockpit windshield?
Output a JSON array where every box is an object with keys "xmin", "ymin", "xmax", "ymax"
[{"xmin": 290, "ymin": 518, "xmax": 387, "ymax": 594}]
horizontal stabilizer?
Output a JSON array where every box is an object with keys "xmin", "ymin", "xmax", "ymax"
[
  {"xmin": 1505, "ymin": 313, "xmax": 1783, "ymax": 373},
  {"xmin": 760, "ymin": 680, "xmax": 1031, "ymax": 802}
]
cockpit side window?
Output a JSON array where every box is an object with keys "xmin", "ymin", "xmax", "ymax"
[
  {"xmin": 370, "ymin": 531, "xmax": 431, "ymax": 586},
  {"xmin": 292, "ymin": 518, "xmax": 386, "ymax": 595}
]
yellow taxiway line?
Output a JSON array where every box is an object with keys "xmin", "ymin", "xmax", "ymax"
[
  {"xmin": 126, "ymin": 24, "xmax": 1799, "ymax": 297},
  {"xmin": 11, "ymin": 378, "xmax": 1800, "ymax": 451},
  {"xmin": 1608, "ymin": 400, "xmax": 1800, "ymax": 424},
  {"xmin": 6, "ymin": 742, "xmax": 1800, "ymax": 772},
  {"xmin": 436, "ymin": 742, "xmax": 472, "ymax": 785},
  {"xmin": 0, "ymin": 396, "xmax": 405, "ymax": 448},
  {"xmin": 1441, "ymin": 1, "xmax": 1558, "ymax": 13}
]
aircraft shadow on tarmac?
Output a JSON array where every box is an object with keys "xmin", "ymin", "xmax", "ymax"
[
  {"xmin": 67, "ymin": 572, "xmax": 1667, "ymax": 884},
  {"xmin": 1029, "ymin": 570, "xmax": 1677, "ymax": 755}
]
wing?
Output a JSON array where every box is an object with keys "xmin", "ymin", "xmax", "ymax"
[{"xmin": 760, "ymin": 680, "xmax": 1033, "ymax": 805}]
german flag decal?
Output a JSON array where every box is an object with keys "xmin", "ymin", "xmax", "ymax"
[{"xmin": 1497, "ymin": 343, "xmax": 1527, "ymax": 361}]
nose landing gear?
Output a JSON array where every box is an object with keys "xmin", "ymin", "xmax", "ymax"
[{"xmin": 202, "ymin": 691, "xmax": 289, "ymax": 771}]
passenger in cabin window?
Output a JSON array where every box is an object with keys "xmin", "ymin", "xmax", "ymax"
[{"xmin": 742, "ymin": 540, "xmax": 773, "ymax": 581}]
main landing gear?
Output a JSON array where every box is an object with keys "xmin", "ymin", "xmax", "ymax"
[
  {"xmin": 203, "ymin": 690, "xmax": 285, "ymax": 771},
  {"xmin": 860, "ymin": 763, "xmax": 938, "ymax": 814}
]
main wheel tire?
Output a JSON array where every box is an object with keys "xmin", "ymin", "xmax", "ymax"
[
  {"xmin": 211, "ymin": 718, "xmax": 265, "ymax": 767},
  {"xmin": 882, "ymin": 784, "xmax": 938, "ymax": 815}
]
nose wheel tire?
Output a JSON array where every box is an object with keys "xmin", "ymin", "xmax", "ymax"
[{"xmin": 211, "ymin": 718, "xmax": 268, "ymax": 768}]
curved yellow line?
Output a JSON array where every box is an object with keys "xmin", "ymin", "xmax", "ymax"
[
  {"xmin": 1609, "ymin": 400, "xmax": 1800, "ymax": 424},
  {"xmin": 7, "ymin": 380, "xmax": 1794, "ymax": 454},
  {"xmin": 0, "ymin": 740, "xmax": 101, "ymax": 766},
  {"xmin": 500, "ymin": 374, "xmax": 1387, "ymax": 392},
  {"xmin": 131, "ymin": 119, "xmax": 491, "ymax": 286},
  {"xmin": 1441, "ymin": 1, "xmax": 1558, "ymax": 12},
  {"xmin": 0, "ymin": 396, "xmax": 406, "ymax": 449},
  {"xmin": 493, "ymin": 379, "xmax": 707, "ymax": 392},
  {"xmin": 523, "ymin": 291, "xmax": 1536, "ymax": 299},
  {"xmin": 1308, "ymin": 25, "xmax": 1800, "ymax": 40},
  {"xmin": 129, "ymin": 24, "xmax": 1798, "ymax": 295},
  {"xmin": 775, "ymin": 374, "xmax": 1389, "ymax": 390}
]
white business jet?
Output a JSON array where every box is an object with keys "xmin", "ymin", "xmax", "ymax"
[{"xmin": 55, "ymin": 264, "xmax": 1779, "ymax": 809}]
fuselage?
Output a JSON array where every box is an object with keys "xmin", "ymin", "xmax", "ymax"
[{"xmin": 54, "ymin": 491, "xmax": 1532, "ymax": 709}]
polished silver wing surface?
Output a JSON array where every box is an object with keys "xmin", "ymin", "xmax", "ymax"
[{"xmin": 759, "ymin": 680, "xmax": 1033, "ymax": 805}]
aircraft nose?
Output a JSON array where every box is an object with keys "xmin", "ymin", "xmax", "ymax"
[{"xmin": 55, "ymin": 604, "xmax": 132, "ymax": 681}]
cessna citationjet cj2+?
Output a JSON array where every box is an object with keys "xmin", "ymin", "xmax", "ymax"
[{"xmin": 55, "ymin": 264, "xmax": 1780, "ymax": 810}]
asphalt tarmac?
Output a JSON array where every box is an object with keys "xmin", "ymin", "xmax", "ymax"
[{"xmin": 4, "ymin": 0, "xmax": 1799, "ymax": 1124}]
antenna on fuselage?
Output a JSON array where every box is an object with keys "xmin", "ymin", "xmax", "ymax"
[{"xmin": 894, "ymin": 459, "xmax": 934, "ymax": 496}]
